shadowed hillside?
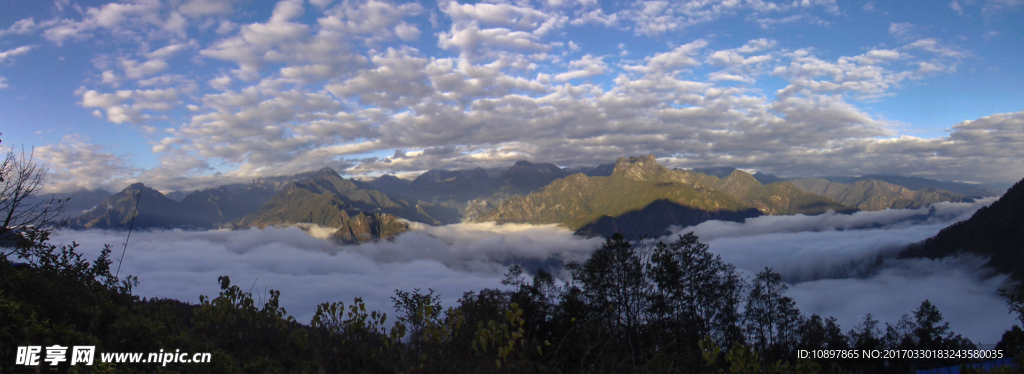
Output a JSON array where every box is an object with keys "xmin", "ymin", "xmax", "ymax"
[
  {"xmin": 902, "ymin": 177, "xmax": 1024, "ymax": 280},
  {"xmin": 74, "ymin": 183, "xmax": 190, "ymax": 229}
]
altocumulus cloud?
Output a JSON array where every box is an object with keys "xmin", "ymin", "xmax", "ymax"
[
  {"xmin": 55, "ymin": 199, "xmax": 1015, "ymax": 343},
  {"xmin": 8, "ymin": 0, "xmax": 1021, "ymax": 193}
]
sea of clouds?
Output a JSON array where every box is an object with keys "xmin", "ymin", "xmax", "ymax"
[{"xmin": 52, "ymin": 197, "xmax": 1016, "ymax": 344}]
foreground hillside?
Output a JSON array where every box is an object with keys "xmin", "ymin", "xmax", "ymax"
[{"xmin": 902, "ymin": 177, "xmax": 1024, "ymax": 280}]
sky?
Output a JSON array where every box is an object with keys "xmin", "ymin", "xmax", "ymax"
[
  {"xmin": 0, "ymin": 0, "xmax": 1022, "ymax": 193},
  {"xmin": 54, "ymin": 198, "xmax": 1017, "ymax": 344}
]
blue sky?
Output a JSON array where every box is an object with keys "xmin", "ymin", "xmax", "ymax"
[{"xmin": 0, "ymin": 0, "xmax": 1021, "ymax": 192}]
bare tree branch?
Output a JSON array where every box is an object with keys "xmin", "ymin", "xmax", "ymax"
[{"xmin": 0, "ymin": 143, "xmax": 69, "ymax": 254}]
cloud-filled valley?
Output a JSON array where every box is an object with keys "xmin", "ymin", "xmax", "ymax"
[{"xmin": 55, "ymin": 198, "xmax": 1016, "ymax": 344}]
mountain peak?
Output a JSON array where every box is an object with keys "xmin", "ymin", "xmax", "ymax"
[
  {"xmin": 612, "ymin": 155, "xmax": 664, "ymax": 181},
  {"xmin": 694, "ymin": 166, "xmax": 738, "ymax": 179},
  {"xmin": 313, "ymin": 167, "xmax": 340, "ymax": 177},
  {"xmin": 725, "ymin": 169, "xmax": 758, "ymax": 182}
]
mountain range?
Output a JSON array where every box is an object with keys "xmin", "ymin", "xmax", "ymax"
[
  {"xmin": 65, "ymin": 156, "xmax": 992, "ymax": 243},
  {"xmin": 787, "ymin": 178, "xmax": 972, "ymax": 211},
  {"xmin": 479, "ymin": 155, "xmax": 854, "ymax": 237}
]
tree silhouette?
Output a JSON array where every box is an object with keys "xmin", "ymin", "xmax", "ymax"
[{"xmin": 1, "ymin": 134, "xmax": 68, "ymax": 253}]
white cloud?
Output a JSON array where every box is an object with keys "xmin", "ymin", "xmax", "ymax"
[
  {"xmin": 178, "ymin": 0, "xmax": 236, "ymax": 18},
  {"xmin": 980, "ymin": 0, "xmax": 1024, "ymax": 17},
  {"xmin": 79, "ymin": 85, "xmax": 183, "ymax": 124},
  {"xmin": 569, "ymin": 9, "xmax": 618, "ymax": 27},
  {"xmin": 0, "ymin": 18, "xmax": 38, "ymax": 37},
  {"xmin": 443, "ymin": 1, "xmax": 546, "ymax": 27},
  {"xmin": 0, "ymin": 45, "xmax": 37, "ymax": 63},
  {"xmin": 772, "ymin": 42, "xmax": 955, "ymax": 100},
  {"xmin": 208, "ymin": 75, "xmax": 232, "ymax": 90},
  {"xmin": 34, "ymin": 134, "xmax": 136, "ymax": 192},
  {"xmin": 42, "ymin": 0, "xmax": 172, "ymax": 45},
  {"xmin": 888, "ymin": 22, "xmax": 916, "ymax": 41},
  {"xmin": 201, "ymin": 0, "xmax": 313, "ymax": 80},
  {"xmin": 754, "ymin": 14, "xmax": 830, "ymax": 29},
  {"xmin": 310, "ymin": 0, "xmax": 334, "ymax": 9},
  {"xmin": 438, "ymin": 0, "xmax": 562, "ymax": 60},
  {"xmin": 26, "ymin": 0, "xmax": 1016, "ymax": 190},
  {"xmin": 100, "ymin": 70, "xmax": 120, "ymax": 86},
  {"xmin": 121, "ymin": 58, "xmax": 170, "ymax": 80},
  {"xmin": 394, "ymin": 22, "xmax": 421, "ymax": 41},
  {"xmin": 949, "ymin": 1, "xmax": 964, "ymax": 16},
  {"xmin": 147, "ymin": 42, "xmax": 190, "ymax": 60},
  {"xmin": 904, "ymin": 38, "xmax": 964, "ymax": 58},
  {"xmin": 624, "ymin": 39, "xmax": 707, "ymax": 75},
  {"xmin": 553, "ymin": 54, "xmax": 607, "ymax": 82},
  {"xmin": 215, "ymin": 20, "xmax": 237, "ymax": 35},
  {"xmin": 319, "ymin": 0, "xmax": 424, "ymax": 43},
  {"xmin": 619, "ymin": 0, "xmax": 838, "ymax": 36},
  {"xmin": 0, "ymin": 77, "xmax": 8, "ymax": 89},
  {"xmin": 708, "ymin": 71, "xmax": 754, "ymax": 83}
]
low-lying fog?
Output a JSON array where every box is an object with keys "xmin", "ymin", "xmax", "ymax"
[{"xmin": 54, "ymin": 197, "xmax": 1016, "ymax": 344}]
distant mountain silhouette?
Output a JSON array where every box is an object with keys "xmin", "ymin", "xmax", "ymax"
[
  {"xmin": 497, "ymin": 161, "xmax": 571, "ymax": 195},
  {"xmin": 74, "ymin": 183, "xmax": 190, "ymax": 229},
  {"xmin": 788, "ymin": 178, "xmax": 972, "ymax": 211},
  {"xmin": 22, "ymin": 189, "xmax": 112, "ymax": 218},
  {"xmin": 693, "ymin": 166, "xmax": 739, "ymax": 179},
  {"xmin": 74, "ymin": 173, "xmax": 311, "ymax": 229},
  {"xmin": 753, "ymin": 172, "xmax": 784, "ymax": 185},
  {"xmin": 366, "ymin": 174, "xmax": 411, "ymax": 197},
  {"xmin": 390, "ymin": 161, "xmax": 579, "ymax": 203},
  {"xmin": 821, "ymin": 175, "xmax": 997, "ymax": 198},
  {"xmin": 164, "ymin": 190, "xmax": 188, "ymax": 202}
]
